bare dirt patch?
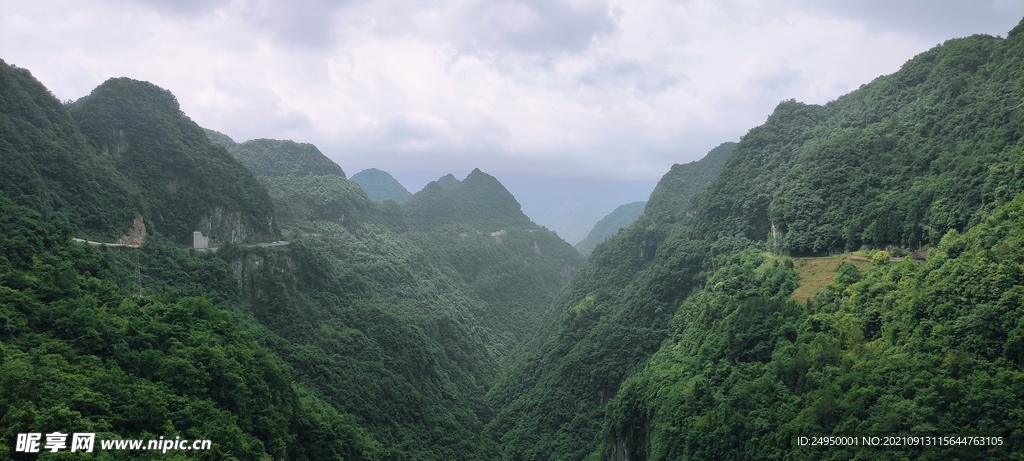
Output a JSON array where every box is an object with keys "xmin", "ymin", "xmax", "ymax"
[{"xmin": 788, "ymin": 254, "xmax": 870, "ymax": 301}]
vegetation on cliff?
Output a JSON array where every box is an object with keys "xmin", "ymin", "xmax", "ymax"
[
  {"xmin": 68, "ymin": 78, "xmax": 277, "ymax": 245},
  {"xmin": 489, "ymin": 21, "xmax": 1024, "ymax": 460}
]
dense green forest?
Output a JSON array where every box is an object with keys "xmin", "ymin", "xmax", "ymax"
[
  {"xmin": 0, "ymin": 194, "xmax": 392, "ymax": 460},
  {"xmin": 67, "ymin": 78, "xmax": 277, "ymax": 247},
  {"xmin": 400, "ymin": 170, "xmax": 585, "ymax": 360},
  {"xmin": 219, "ymin": 137, "xmax": 581, "ymax": 458},
  {"xmin": 3, "ymin": 17, "xmax": 1024, "ymax": 461},
  {"xmin": 0, "ymin": 60, "xmax": 141, "ymax": 242},
  {"xmin": 487, "ymin": 21, "xmax": 1024, "ymax": 460}
]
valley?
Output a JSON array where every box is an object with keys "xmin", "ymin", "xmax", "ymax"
[{"xmin": 2, "ymin": 16, "xmax": 1024, "ymax": 460}]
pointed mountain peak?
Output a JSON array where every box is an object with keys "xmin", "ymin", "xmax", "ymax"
[
  {"xmin": 437, "ymin": 173, "xmax": 461, "ymax": 190},
  {"xmin": 404, "ymin": 168, "xmax": 529, "ymax": 230}
]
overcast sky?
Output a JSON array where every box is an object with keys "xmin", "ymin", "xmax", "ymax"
[{"xmin": 3, "ymin": 0, "xmax": 1022, "ymax": 184}]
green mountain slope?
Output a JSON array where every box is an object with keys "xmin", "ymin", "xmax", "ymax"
[
  {"xmin": 402, "ymin": 170, "xmax": 584, "ymax": 360},
  {"xmin": 598, "ymin": 189, "xmax": 1024, "ymax": 460},
  {"xmin": 698, "ymin": 31, "xmax": 1024, "ymax": 255},
  {"xmin": 1, "ymin": 71, "xmax": 393, "ymax": 459},
  {"xmin": 644, "ymin": 141, "xmax": 736, "ymax": 224},
  {"xmin": 569, "ymin": 138, "xmax": 736, "ymax": 257},
  {"xmin": 573, "ymin": 201, "xmax": 643, "ymax": 256},
  {"xmin": 485, "ymin": 142, "xmax": 744, "ymax": 460},
  {"xmin": 0, "ymin": 193, "xmax": 393, "ymax": 460},
  {"xmin": 351, "ymin": 168, "xmax": 413, "ymax": 204},
  {"xmin": 202, "ymin": 128, "xmax": 237, "ymax": 148},
  {"xmin": 222, "ymin": 147, "xmax": 569, "ymax": 458},
  {"xmin": 0, "ymin": 60, "xmax": 141, "ymax": 240},
  {"xmin": 224, "ymin": 139, "xmax": 389, "ymax": 230},
  {"xmin": 575, "ymin": 201, "xmax": 646, "ymax": 256},
  {"xmin": 229, "ymin": 138, "xmax": 346, "ymax": 178},
  {"xmin": 489, "ymin": 20, "xmax": 1024, "ymax": 460},
  {"xmin": 403, "ymin": 169, "xmax": 531, "ymax": 231},
  {"xmin": 67, "ymin": 78, "xmax": 277, "ymax": 246}
]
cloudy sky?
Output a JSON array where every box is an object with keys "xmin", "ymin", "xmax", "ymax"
[
  {"xmin": 2, "ymin": 1, "xmax": 1023, "ymax": 241},
  {"xmin": 3, "ymin": 0, "xmax": 1022, "ymax": 182}
]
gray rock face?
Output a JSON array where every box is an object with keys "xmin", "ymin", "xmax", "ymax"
[{"xmin": 196, "ymin": 206, "xmax": 275, "ymax": 247}]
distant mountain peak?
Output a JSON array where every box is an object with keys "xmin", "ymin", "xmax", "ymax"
[
  {"xmin": 404, "ymin": 168, "xmax": 529, "ymax": 230},
  {"xmin": 437, "ymin": 173, "xmax": 461, "ymax": 190},
  {"xmin": 351, "ymin": 168, "xmax": 412, "ymax": 204}
]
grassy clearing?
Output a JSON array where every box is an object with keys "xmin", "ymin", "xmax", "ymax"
[
  {"xmin": 764, "ymin": 253, "xmax": 871, "ymax": 301},
  {"xmin": 791, "ymin": 254, "xmax": 870, "ymax": 301}
]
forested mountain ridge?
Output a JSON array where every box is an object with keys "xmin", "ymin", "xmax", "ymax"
[
  {"xmin": 698, "ymin": 29, "xmax": 1024, "ymax": 255},
  {"xmin": 573, "ymin": 141, "xmax": 737, "ymax": 256},
  {"xmin": 1, "ymin": 60, "xmax": 579, "ymax": 459},
  {"xmin": 0, "ymin": 194, "xmax": 394, "ymax": 460},
  {"xmin": 224, "ymin": 138, "xmax": 388, "ymax": 230},
  {"xmin": 228, "ymin": 138, "xmax": 347, "ymax": 179},
  {"xmin": 485, "ymin": 141, "xmax": 744, "ymax": 460},
  {"xmin": 3, "ymin": 16, "xmax": 1023, "ymax": 461},
  {"xmin": 596, "ymin": 183, "xmax": 1024, "ymax": 460},
  {"xmin": 1, "ymin": 62, "xmax": 398, "ymax": 460},
  {"xmin": 0, "ymin": 60, "xmax": 142, "ymax": 241},
  {"xmin": 403, "ymin": 169, "xmax": 532, "ymax": 231},
  {"xmin": 213, "ymin": 141, "xmax": 580, "ymax": 457},
  {"xmin": 67, "ymin": 77, "xmax": 278, "ymax": 246},
  {"xmin": 402, "ymin": 170, "xmax": 585, "ymax": 359},
  {"xmin": 489, "ymin": 20, "xmax": 1024, "ymax": 460}
]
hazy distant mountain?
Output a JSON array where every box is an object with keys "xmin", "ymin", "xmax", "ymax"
[
  {"xmin": 223, "ymin": 139, "xmax": 388, "ymax": 229},
  {"xmin": 351, "ymin": 168, "xmax": 413, "ymax": 204},
  {"xmin": 574, "ymin": 201, "xmax": 646, "ymax": 256},
  {"xmin": 404, "ymin": 169, "xmax": 531, "ymax": 231},
  {"xmin": 496, "ymin": 174, "xmax": 658, "ymax": 245}
]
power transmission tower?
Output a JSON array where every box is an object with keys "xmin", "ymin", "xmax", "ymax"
[{"xmin": 132, "ymin": 253, "xmax": 144, "ymax": 297}]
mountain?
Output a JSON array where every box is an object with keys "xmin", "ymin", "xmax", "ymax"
[
  {"xmin": 202, "ymin": 127, "xmax": 236, "ymax": 148},
  {"xmin": 5, "ymin": 17, "xmax": 1024, "ymax": 461},
  {"xmin": 219, "ymin": 146, "xmax": 578, "ymax": 457},
  {"xmin": 351, "ymin": 168, "xmax": 413, "ymax": 204},
  {"xmin": 67, "ymin": 77, "xmax": 277, "ymax": 246},
  {"xmin": 0, "ymin": 71, "xmax": 391, "ymax": 459},
  {"xmin": 436, "ymin": 173, "xmax": 461, "ymax": 190},
  {"xmin": 404, "ymin": 169, "xmax": 530, "ymax": 231},
  {"xmin": 574, "ymin": 201, "xmax": 646, "ymax": 256},
  {"xmin": 402, "ymin": 170, "xmax": 585, "ymax": 359},
  {"xmin": 496, "ymin": 174, "xmax": 659, "ymax": 246},
  {"xmin": 0, "ymin": 59, "xmax": 141, "ymax": 241},
  {"xmin": 228, "ymin": 138, "xmax": 346, "ymax": 178},
  {"xmin": 224, "ymin": 138, "xmax": 380, "ymax": 229},
  {"xmin": 644, "ymin": 141, "xmax": 736, "ymax": 223},
  {"xmin": 572, "ymin": 142, "xmax": 737, "ymax": 256},
  {"xmin": 488, "ymin": 20, "xmax": 1024, "ymax": 460}
]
